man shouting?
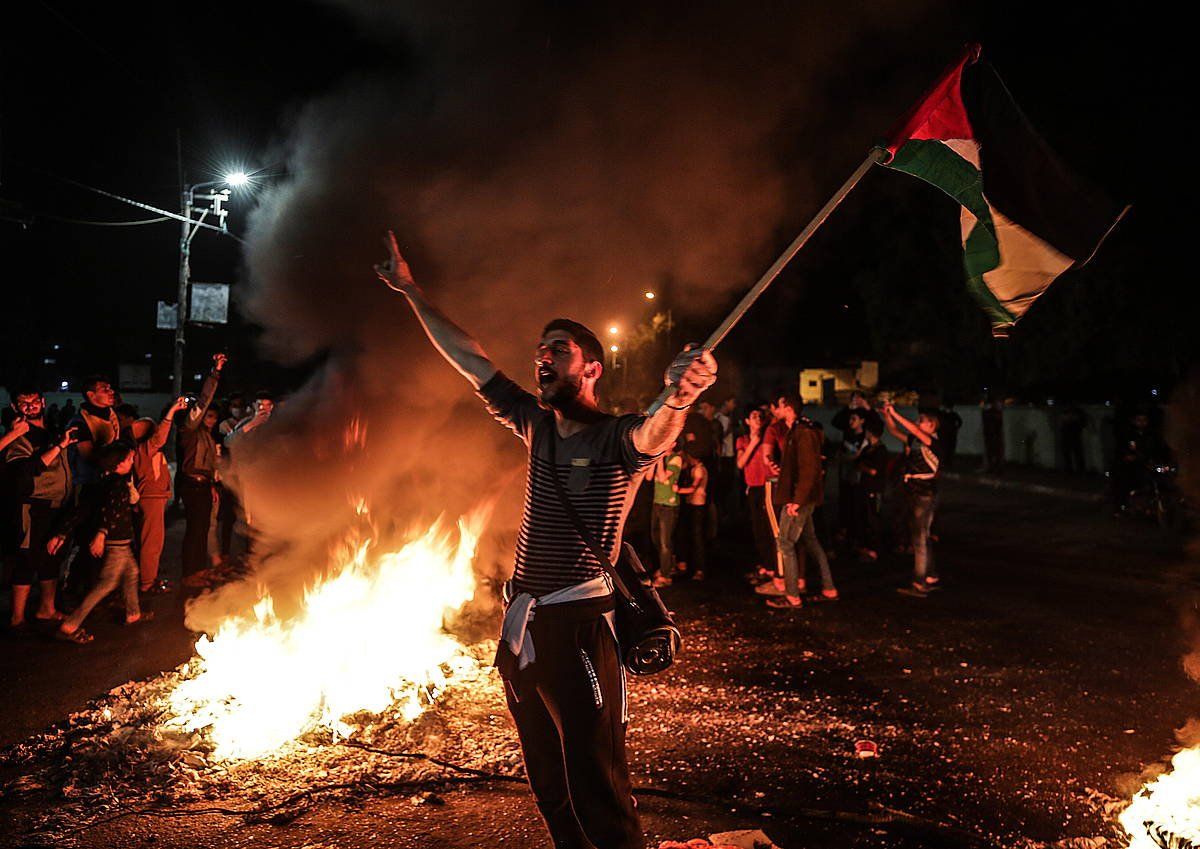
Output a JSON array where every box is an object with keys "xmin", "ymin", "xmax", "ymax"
[{"xmin": 376, "ymin": 232, "xmax": 716, "ymax": 849}]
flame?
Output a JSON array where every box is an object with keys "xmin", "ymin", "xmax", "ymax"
[
  {"xmin": 343, "ymin": 415, "xmax": 368, "ymax": 452},
  {"xmin": 163, "ymin": 509, "xmax": 486, "ymax": 761},
  {"xmin": 1120, "ymin": 745, "xmax": 1200, "ymax": 848}
]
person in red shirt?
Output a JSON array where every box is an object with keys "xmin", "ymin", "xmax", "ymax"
[{"xmin": 736, "ymin": 406, "xmax": 776, "ymax": 580}]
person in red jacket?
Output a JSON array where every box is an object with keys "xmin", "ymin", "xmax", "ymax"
[
  {"xmin": 763, "ymin": 394, "xmax": 837, "ymax": 609},
  {"xmin": 130, "ymin": 396, "xmax": 189, "ymax": 593}
]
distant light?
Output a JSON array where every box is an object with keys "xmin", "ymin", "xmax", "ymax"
[
  {"xmin": 145, "ymin": 353, "xmax": 153, "ymax": 359},
  {"xmin": 59, "ymin": 380, "xmax": 69, "ymax": 391},
  {"xmin": 1151, "ymin": 388, "xmax": 1159, "ymax": 397},
  {"xmin": 43, "ymin": 357, "xmax": 56, "ymax": 365},
  {"xmin": 609, "ymin": 344, "xmax": 619, "ymax": 353},
  {"xmin": 608, "ymin": 325, "xmax": 619, "ymax": 335},
  {"xmin": 193, "ymin": 373, "xmax": 203, "ymax": 381},
  {"xmin": 52, "ymin": 343, "xmax": 61, "ymax": 351},
  {"xmin": 225, "ymin": 171, "xmax": 249, "ymax": 187},
  {"xmin": 644, "ymin": 291, "xmax": 656, "ymax": 300}
]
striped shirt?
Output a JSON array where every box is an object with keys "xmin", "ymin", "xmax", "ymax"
[
  {"xmin": 901, "ymin": 433, "xmax": 944, "ymax": 495},
  {"xmin": 478, "ymin": 372, "xmax": 656, "ymax": 596}
]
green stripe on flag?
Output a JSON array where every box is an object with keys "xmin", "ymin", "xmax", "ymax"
[{"xmin": 887, "ymin": 140, "xmax": 1016, "ymax": 325}]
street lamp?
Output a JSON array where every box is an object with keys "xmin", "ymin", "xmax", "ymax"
[
  {"xmin": 644, "ymin": 291, "xmax": 655, "ymax": 300},
  {"xmin": 173, "ymin": 173, "xmax": 249, "ymax": 397},
  {"xmin": 608, "ymin": 325, "xmax": 619, "ymax": 335}
]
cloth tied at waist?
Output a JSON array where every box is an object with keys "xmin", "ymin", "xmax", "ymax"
[{"xmin": 497, "ymin": 575, "xmax": 615, "ymax": 677}]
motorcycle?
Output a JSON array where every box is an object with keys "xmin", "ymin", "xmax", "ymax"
[{"xmin": 1125, "ymin": 461, "xmax": 1186, "ymax": 529}]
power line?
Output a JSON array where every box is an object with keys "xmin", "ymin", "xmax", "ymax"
[
  {"xmin": 37, "ymin": 212, "xmax": 172, "ymax": 227},
  {"xmin": 33, "ymin": 166, "xmax": 246, "ymax": 244}
]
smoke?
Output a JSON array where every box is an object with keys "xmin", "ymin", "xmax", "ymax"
[{"xmin": 189, "ymin": 1, "xmax": 937, "ymax": 628}]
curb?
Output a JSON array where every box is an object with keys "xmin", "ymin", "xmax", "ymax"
[{"xmin": 942, "ymin": 471, "xmax": 1105, "ymax": 503}]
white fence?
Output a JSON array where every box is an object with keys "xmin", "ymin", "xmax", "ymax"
[{"xmin": 802, "ymin": 404, "xmax": 1117, "ymax": 473}]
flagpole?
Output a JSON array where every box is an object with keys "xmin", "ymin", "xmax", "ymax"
[{"xmin": 648, "ymin": 146, "xmax": 887, "ymax": 413}]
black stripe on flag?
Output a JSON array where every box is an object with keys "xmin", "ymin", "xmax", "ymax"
[{"xmin": 963, "ymin": 62, "xmax": 1126, "ymax": 264}]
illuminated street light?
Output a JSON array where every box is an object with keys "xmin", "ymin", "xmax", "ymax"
[
  {"xmin": 225, "ymin": 171, "xmax": 250, "ymax": 187},
  {"xmin": 644, "ymin": 291, "xmax": 655, "ymax": 300},
  {"xmin": 608, "ymin": 325, "xmax": 619, "ymax": 335},
  {"xmin": 610, "ymin": 344, "xmax": 619, "ymax": 353}
]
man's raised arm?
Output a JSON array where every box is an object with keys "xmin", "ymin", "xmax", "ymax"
[
  {"xmin": 375, "ymin": 231, "xmax": 497, "ymax": 390},
  {"xmin": 632, "ymin": 347, "xmax": 718, "ymax": 457}
]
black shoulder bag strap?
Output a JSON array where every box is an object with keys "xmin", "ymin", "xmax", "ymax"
[{"xmin": 539, "ymin": 416, "xmax": 640, "ymax": 609}]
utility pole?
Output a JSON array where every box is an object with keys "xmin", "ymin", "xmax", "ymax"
[
  {"xmin": 171, "ymin": 181, "xmax": 236, "ymax": 398},
  {"xmin": 174, "ymin": 186, "xmax": 192, "ymax": 399}
]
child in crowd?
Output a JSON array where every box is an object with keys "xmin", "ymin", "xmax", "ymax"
[{"xmin": 50, "ymin": 442, "xmax": 152, "ymax": 644}]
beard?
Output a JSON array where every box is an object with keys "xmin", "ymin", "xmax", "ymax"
[{"xmin": 539, "ymin": 373, "xmax": 584, "ymax": 409}]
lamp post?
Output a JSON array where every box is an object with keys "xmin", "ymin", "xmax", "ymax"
[{"xmin": 173, "ymin": 173, "xmax": 248, "ymax": 398}]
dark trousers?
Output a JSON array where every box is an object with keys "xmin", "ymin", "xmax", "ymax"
[
  {"xmin": 746, "ymin": 486, "xmax": 776, "ymax": 569},
  {"xmin": 716, "ymin": 456, "xmax": 739, "ymax": 524},
  {"xmin": 837, "ymin": 478, "xmax": 858, "ymax": 540},
  {"xmin": 65, "ymin": 484, "xmax": 101, "ymax": 597},
  {"xmin": 681, "ymin": 503, "xmax": 707, "ymax": 575},
  {"xmin": 179, "ymin": 478, "xmax": 214, "ymax": 577},
  {"xmin": 1062, "ymin": 431, "xmax": 1085, "ymax": 473},
  {"xmin": 216, "ymin": 483, "xmax": 239, "ymax": 557},
  {"xmin": 504, "ymin": 610, "xmax": 640, "ymax": 849},
  {"xmin": 853, "ymin": 487, "xmax": 884, "ymax": 551},
  {"xmin": 7, "ymin": 501, "xmax": 65, "ymax": 585}
]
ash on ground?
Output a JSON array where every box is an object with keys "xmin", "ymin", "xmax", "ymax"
[{"xmin": 0, "ymin": 640, "xmax": 521, "ymax": 845}]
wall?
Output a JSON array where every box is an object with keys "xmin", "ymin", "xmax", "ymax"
[{"xmin": 802, "ymin": 403, "xmax": 1117, "ymax": 473}]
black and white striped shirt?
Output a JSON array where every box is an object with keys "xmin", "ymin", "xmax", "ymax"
[{"xmin": 479, "ymin": 372, "xmax": 656, "ymax": 596}]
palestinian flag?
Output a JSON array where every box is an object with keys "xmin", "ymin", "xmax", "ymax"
[{"xmin": 882, "ymin": 45, "xmax": 1128, "ymax": 337}]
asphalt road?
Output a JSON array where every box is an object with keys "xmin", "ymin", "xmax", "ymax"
[
  {"xmin": 2, "ymin": 473, "xmax": 1197, "ymax": 848},
  {"xmin": 0, "ymin": 519, "xmax": 198, "ymax": 748}
]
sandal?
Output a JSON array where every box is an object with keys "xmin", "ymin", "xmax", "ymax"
[
  {"xmin": 766, "ymin": 595, "xmax": 803, "ymax": 609},
  {"xmin": 56, "ymin": 627, "xmax": 94, "ymax": 644},
  {"xmin": 140, "ymin": 580, "xmax": 173, "ymax": 596},
  {"xmin": 125, "ymin": 611, "xmax": 155, "ymax": 627}
]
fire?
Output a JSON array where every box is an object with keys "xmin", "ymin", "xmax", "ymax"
[
  {"xmin": 1120, "ymin": 745, "xmax": 1200, "ymax": 849},
  {"xmin": 163, "ymin": 508, "xmax": 486, "ymax": 761}
]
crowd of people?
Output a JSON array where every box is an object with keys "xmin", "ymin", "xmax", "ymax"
[
  {"xmin": 1, "ymin": 353, "xmax": 1175, "ymax": 642},
  {"xmin": 1, "ymin": 352, "xmax": 276, "ymax": 642},
  {"xmin": 639, "ymin": 389, "xmax": 950, "ymax": 607}
]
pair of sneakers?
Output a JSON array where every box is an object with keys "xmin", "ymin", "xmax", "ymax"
[
  {"xmin": 897, "ymin": 576, "xmax": 941, "ymax": 597},
  {"xmin": 757, "ymin": 577, "xmax": 839, "ymax": 607},
  {"xmin": 765, "ymin": 588, "xmax": 840, "ymax": 609}
]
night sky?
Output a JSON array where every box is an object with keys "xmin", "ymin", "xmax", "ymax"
[{"xmin": 0, "ymin": 1, "xmax": 1180, "ymax": 402}]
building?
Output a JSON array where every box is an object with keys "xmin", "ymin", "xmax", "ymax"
[{"xmin": 798, "ymin": 361, "xmax": 879, "ymax": 405}]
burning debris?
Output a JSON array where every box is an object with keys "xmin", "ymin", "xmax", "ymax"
[
  {"xmin": 0, "ymin": 639, "xmax": 520, "ymax": 843},
  {"xmin": 1119, "ymin": 747, "xmax": 1200, "ymax": 849},
  {"xmin": 165, "ymin": 509, "xmax": 487, "ymax": 760},
  {"xmin": 0, "ymin": 505, "xmax": 525, "ymax": 843}
]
